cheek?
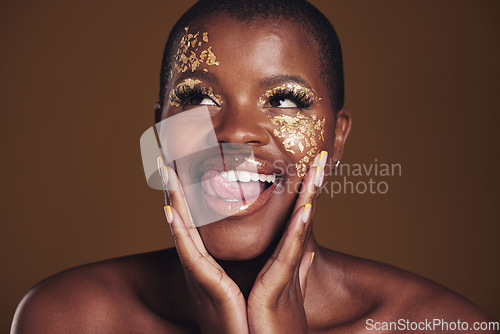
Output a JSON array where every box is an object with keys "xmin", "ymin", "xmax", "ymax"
[{"xmin": 268, "ymin": 111, "xmax": 326, "ymax": 178}]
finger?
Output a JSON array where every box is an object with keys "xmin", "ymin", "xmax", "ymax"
[
  {"xmin": 299, "ymin": 251, "xmax": 315, "ymax": 300},
  {"xmin": 163, "ymin": 165, "xmax": 209, "ymax": 257},
  {"xmin": 157, "ymin": 157, "xmax": 201, "ymax": 251},
  {"xmin": 266, "ymin": 151, "xmax": 326, "ymax": 262},
  {"xmin": 294, "ymin": 150, "xmax": 327, "ymax": 212},
  {"xmin": 166, "ymin": 205, "xmax": 222, "ymax": 281},
  {"xmin": 259, "ymin": 204, "xmax": 311, "ymax": 289}
]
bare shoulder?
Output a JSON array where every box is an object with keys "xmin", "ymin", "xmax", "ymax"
[
  {"xmin": 11, "ymin": 249, "xmax": 192, "ymax": 334},
  {"xmin": 318, "ymin": 248, "xmax": 496, "ymax": 333}
]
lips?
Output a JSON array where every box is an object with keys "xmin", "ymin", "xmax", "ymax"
[
  {"xmin": 201, "ymin": 170, "xmax": 274, "ymax": 201},
  {"xmin": 194, "ymin": 153, "xmax": 284, "ymax": 218}
]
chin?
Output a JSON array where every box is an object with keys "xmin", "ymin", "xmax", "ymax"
[{"xmin": 198, "ymin": 218, "xmax": 281, "ymax": 261}]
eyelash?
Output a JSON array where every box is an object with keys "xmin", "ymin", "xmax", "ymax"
[
  {"xmin": 170, "ymin": 86, "xmax": 217, "ymax": 106},
  {"xmin": 170, "ymin": 85, "xmax": 316, "ymax": 109},
  {"xmin": 265, "ymin": 88, "xmax": 315, "ymax": 109}
]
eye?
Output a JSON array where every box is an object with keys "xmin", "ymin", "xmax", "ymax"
[
  {"xmin": 186, "ymin": 95, "xmax": 217, "ymax": 106},
  {"xmin": 268, "ymin": 97, "xmax": 298, "ymax": 108}
]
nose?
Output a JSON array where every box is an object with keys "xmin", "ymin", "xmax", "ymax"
[{"xmin": 212, "ymin": 102, "xmax": 271, "ymax": 147}]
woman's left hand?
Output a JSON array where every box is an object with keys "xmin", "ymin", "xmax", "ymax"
[{"xmin": 247, "ymin": 151, "xmax": 327, "ymax": 334}]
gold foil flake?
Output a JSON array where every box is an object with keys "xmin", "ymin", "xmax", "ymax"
[
  {"xmin": 169, "ymin": 78, "xmax": 222, "ymax": 107},
  {"xmin": 259, "ymin": 83, "xmax": 318, "ymax": 107},
  {"xmin": 171, "ymin": 27, "xmax": 220, "ymax": 77},
  {"xmin": 205, "ymin": 47, "xmax": 220, "ymax": 66},
  {"xmin": 267, "ymin": 111, "xmax": 326, "ymax": 178}
]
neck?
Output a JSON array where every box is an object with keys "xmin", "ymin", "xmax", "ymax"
[
  {"xmin": 214, "ymin": 236, "xmax": 319, "ymax": 299},
  {"xmin": 215, "ymin": 242, "xmax": 276, "ymax": 299}
]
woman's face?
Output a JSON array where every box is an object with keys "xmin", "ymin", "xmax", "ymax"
[{"xmin": 159, "ymin": 16, "xmax": 349, "ymax": 260}]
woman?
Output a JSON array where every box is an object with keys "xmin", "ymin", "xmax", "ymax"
[{"xmin": 11, "ymin": 1, "xmax": 494, "ymax": 333}]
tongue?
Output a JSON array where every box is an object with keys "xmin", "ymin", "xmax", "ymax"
[{"xmin": 201, "ymin": 170, "xmax": 265, "ymax": 201}]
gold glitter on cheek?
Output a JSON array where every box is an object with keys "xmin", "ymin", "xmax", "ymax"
[
  {"xmin": 171, "ymin": 27, "xmax": 220, "ymax": 77},
  {"xmin": 267, "ymin": 111, "xmax": 326, "ymax": 178}
]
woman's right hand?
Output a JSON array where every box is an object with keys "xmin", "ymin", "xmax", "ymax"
[{"xmin": 158, "ymin": 160, "xmax": 249, "ymax": 334}]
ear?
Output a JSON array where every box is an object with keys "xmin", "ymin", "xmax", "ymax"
[
  {"xmin": 154, "ymin": 103, "xmax": 162, "ymax": 123},
  {"xmin": 332, "ymin": 108, "xmax": 352, "ymax": 163}
]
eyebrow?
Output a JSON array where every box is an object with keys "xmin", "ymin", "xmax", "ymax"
[
  {"xmin": 259, "ymin": 74, "xmax": 312, "ymax": 89},
  {"xmin": 173, "ymin": 71, "xmax": 220, "ymax": 86}
]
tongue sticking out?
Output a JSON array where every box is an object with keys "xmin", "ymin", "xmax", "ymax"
[{"xmin": 201, "ymin": 170, "xmax": 265, "ymax": 201}]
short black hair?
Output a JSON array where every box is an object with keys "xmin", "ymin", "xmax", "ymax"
[{"xmin": 158, "ymin": 0, "xmax": 344, "ymax": 114}]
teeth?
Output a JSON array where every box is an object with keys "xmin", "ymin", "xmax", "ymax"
[
  {"xmin": 219, "ymin": 170, "xmax": 276, "ymax": 183},
  {"xmin": 227, "ymin": 170, "xmax": 238, "ymax": 182},
  {"xmin": 237, "ymin": 171, "xmax": 251, "ymax": 182}
]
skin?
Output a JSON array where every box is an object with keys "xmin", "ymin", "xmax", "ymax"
[{"xmin": 11, "ymin": 17, "xmax": 495, "ymax": 334}]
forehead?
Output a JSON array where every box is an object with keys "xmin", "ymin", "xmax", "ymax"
[{"xmin": 173, "ymin": 16, "xmax": 323, "ymax": 91}]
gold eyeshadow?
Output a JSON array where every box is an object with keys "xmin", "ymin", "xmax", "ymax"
[
  {"xmin": 171, "ymin": 27, "xmax": 220, "ymax": 77},
  {"xmin": 169, "ymin": 78, "xmax": 222, "ymax": 107},
  {"xmin": 268, "ymin": 111, "xmax": 326, "ymax": 177}
]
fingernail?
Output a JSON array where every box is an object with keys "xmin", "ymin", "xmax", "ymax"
[
  {"xmin": 302, "ymin": 203, "xmax": 312, "ymax": 223},
  {"xmin": 157, "ymin": 156, "xmax": 164, "ymax": 171},
  {"xmin": 164, "ymin": 205, "xmax": 173, "ymax": 224},
  {"xmin": 319, "ymin": 151, "xmax": 328, "ymax": 168},
  {"xmin": 310, "ymin": 251, "xmax": 315, "ymax": 265},
  {"xmin": 314, "ymin": 166, "xmax": 324, "ymax": 187},
  {"xmin": 160, "ymin": 165, "xmax": 169, "ymax": 187}
]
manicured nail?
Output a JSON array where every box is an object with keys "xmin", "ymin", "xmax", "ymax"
[
  {"xmin": 160, "ymin": 165, "xmax": 169, "ymax": 187},
  {"xmin": 157, "ymin": 156, "xmax": 164, "ymax": 171},
  {"xmin": 164, "ymin": 205, "xmax": 173, "ymax": 224},
  {"xmin": 319, "ymin": 151, "xmax": 328, "ymax": 168},
  {"xmin": 302, "ymin": 203, "xmax": 312, "ymax": 223},
  {"xmin": 314, "ymin": 166, "xmax": 324, "ymax": 187},
  {"xmin": 310, "ymin": 251, "xmax": 315, "ymax": 265}
]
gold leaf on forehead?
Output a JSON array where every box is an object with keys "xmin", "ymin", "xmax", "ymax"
[
  {"xmin": 191, "ymin": 59, "xmax": 200, "ymax": 72},
  {"xmin": 298, "ymin": 142, "xmax": 304, "ymax": 153},
  {"xmin": 172, "ymin": 28, "xmax": 220, "ymax": 74},
  {"xmin": 205, "ymin": 47, "xmax": 220, "ymax": 66},
  {"xmin": 200, "ymin": 50, "xmax": 207, "ymax": 61}
]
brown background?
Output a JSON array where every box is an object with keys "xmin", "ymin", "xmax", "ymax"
[{"xmin": 1, "ymin": 0, "xmax": 499, "ymax": 331}]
